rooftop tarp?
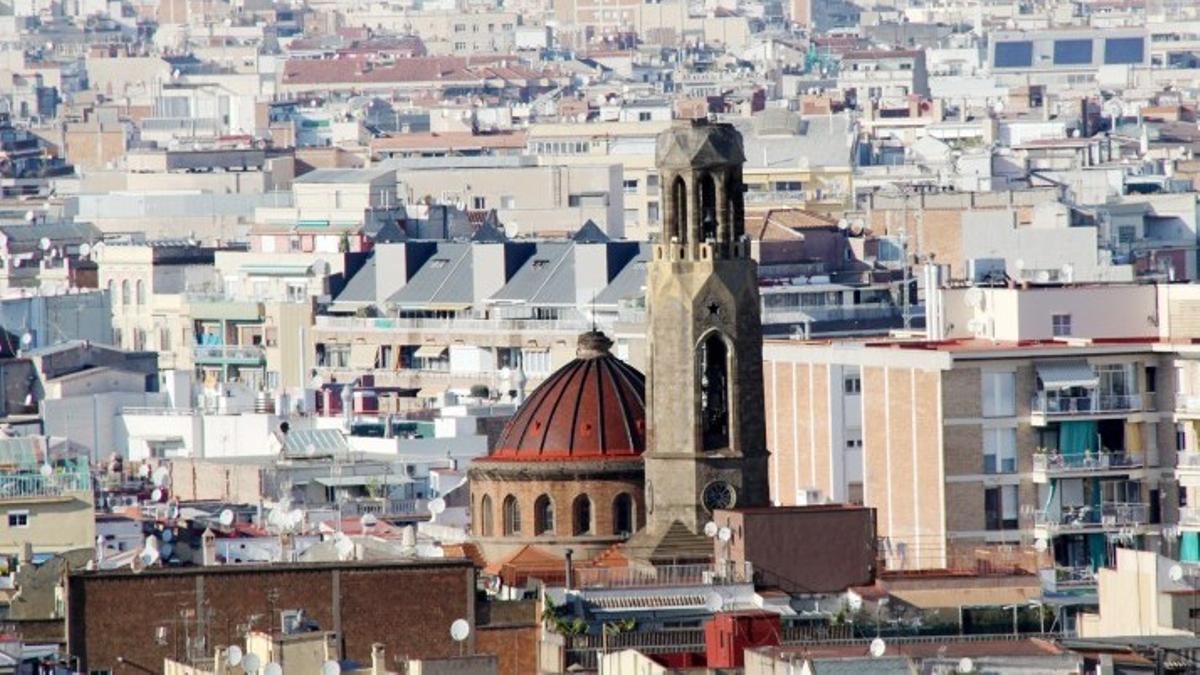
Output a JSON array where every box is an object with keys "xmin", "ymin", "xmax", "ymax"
[{"xmin": 1036, "ymin": 360, "xmax": 1098, "ymax": 389}]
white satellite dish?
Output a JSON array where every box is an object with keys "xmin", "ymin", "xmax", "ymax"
[
  {"xmin": 23, "ymin": 210, "xmax": 34, "ymax": 223},
  {"xmin": 321, "ymin": 660, "xmax": 341, "ymax": 675},
  {"xmin": 429, "ymin": 498, "xmax": 447, "ymax": 515},
  {"xmin": 703, "ymin": 521, "xmax": 719, "ymax": 538},
  {"xmin": 869, "ymin": 638, "xmax": 886, "ymax": 658},
  {"xmin": 140, "ymin": 548, "xmax": 159, "ymax": 567},
  {"xmin": 38, "ymin": 237, "xmax": 50, "ymax": 252},
  {"xmin": 150, "ymin": 488, "xmax": 163, "ymax": 503},
  {"xmin": 361, "ymin": 512, "xmax": 378, "ymax": 529},
  {"xmin": 225, "ymin": 645, "xmax": 243, "ymax": 667},
  {"xmin": 1170, "ymin": 564, "xmax": 1185, "ymax": 582},
  {"xmin": 847, "ymin": 592, "xmax": 863, "ymax": 612},
  {"xmin": 704, "ymin": 592, "xmax": 724, "ymax": 613},
  {"xmin": 957, "ymin": 656, "xmax": 975, "ymax": 673},
  {"xmin": 242, "ymin": 653, "xmax": 262, "ymax": 673},
  {"xmin": 334, "ymin": 534, "xmax": 355, "ymax": 561},
  {"xmin": 20, "ymin": 332, "xmax": 33, "ymax": 348},
  {"xmin": 152, "ymin": 466, "xmax": 170, "ymax": 487},
  {"xmin": 288, "ymin": 509, "xmax": 305, "ymax": 530},
  {"xmin": 1033, "ymin": 537, "xmax": 1048, "ymax": 552},
  {"xmin": 79, "ymin": 243, "xmax": 91, "ymax": 258},
  {"xmin": 219, "ymin": 509, "xmax": 235, "ymax": 527},
  {"xmin": 450, "ymin": 618, "xmax": 471, "ymax": 642},
  {"xmin": 264, "ymin": 663, "xmax": 283, "ymax": 675},
  {"xmin": 39, "ymin": 463, "xmax": 52, "ymax": 478},
  {"xmin": 267, "ymin": 510, "xmax": 286, "ymax": 530},
  {"xmin": 717, "ymin": 526, "xmax": 732, "ymax": 543}
]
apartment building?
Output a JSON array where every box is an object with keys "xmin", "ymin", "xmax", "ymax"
[
  {"xmin": 0, "ymin": 436, "xmax": 93, "ymax": 557},
  {"xmin": 837, "ymin": 49, "xmax": 931, "ymax": 103}
]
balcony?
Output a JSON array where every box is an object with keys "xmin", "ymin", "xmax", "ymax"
[
  {"xmin": 1176, "ymin": 395, "xmax": 1200, "ymax": 417},
  {"xmin": 1032, "ymin": 450, "xmax": 1146, "ymax": 483},
  {"xmin": 1034, "ymin": 502, "xmax": 1149, "ymax": 536},
  {"xmin": 314, "ymin": 315, "xmax": 591, "ymax": 335},
  {"xmin": 0, "ymin": 470, "xmax": 91, "ymax": 500},
  {"xmin": 1179, "ymin": 507, "xmax": 1200, "ymax": 529},
  {"xmin": 193, "ymin": 344, "xmax": 266, "ymax": 365},
  {"xmin": 571, "ymin": 561, "xmax": 754, "ymax": 590},
  {"xmin": 1030, "ymin": 392, "xmax": 1148, "ymax": 425}
]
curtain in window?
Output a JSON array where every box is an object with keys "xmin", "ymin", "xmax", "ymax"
[
  {"xmin": 1182, "ymin": 532, "xmax": 1200, "ymax": 563},
  {"xmin": 1059, "ymin": 421, "xmax": 1098, "ymax": 458},
  {"xmin": 1088, "ymin": 533, "xmax": 1108, "ymax": 570}
]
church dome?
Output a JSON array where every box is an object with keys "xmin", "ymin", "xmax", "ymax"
[{"xmin": 489, "ymin": 331, "xmax": 645, "ymax": 462}]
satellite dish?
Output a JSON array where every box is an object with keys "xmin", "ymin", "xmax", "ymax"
[
  {"xmin": 264, "ymin": 663, "xmax": 283, "ymax": 675},
  {"xmin": 360, "ymin": 512, "xmax": 378, "ymax": 529},
  {"xmin": 870, "ymin": 638, "xmax": 887, "ymax": 658},
  {"xmin": 150, "ymin": 488, "xmax": 163, "ymax": 502},
  {"xmin": 1170, "ymin": 564, "xmax": 1185, "ymax": 582},
  {"xmin": 24, "ymin": 210, "xmax": 34, "ymax": 223},
  {"xmin": 449, "ymin": 618, "xmax": 471, "ymax": 642},
  {"xmin": 267, "ymin": 510, "xmax": 286, "ymax": 530},
  {"xmin": 847, "ymin": 592, "xmax": 863, "ymax": 612},
  {"xmin": 429, "ymin": 498, "xmax": 446, "ymax": 515},
  {"xmin": 39, "ymin": 463, "xmax": 52, "ymax": 478},
  {"xmin": 288, "ymin": 509, "xmax": 305, "ymax": 530},
  {"xmin": 38, "ymin": 237, "xmax": 51, "ymax": 252},
  {"xmin": 219, "ymin": 509, "xmax": 235, "ymax": 527},
  {"xmin": 334, "ymin": 534, "xmax": 355, "ymax": 560},
  {"xmin": 152, "ymin": 466, "xmax": 170, "ymax": 487},
  {"xmin": 704, "ymin": 592, "xmax": 724, "ymax": 613},
  {"xmin": 226, "ymin": 645, "xmax": 243, "ymax": 667},
  {"xmin": 703, "ymin": 521, "xmax": 719, "ymax": 538},
  {"xmin": 957, "ymin": 657, "xmax": 975, "ymax": 673},
  {"xmin": 162, "ymin": 529, "xmax": 174, "ymax": 543},
  {"xmin": 1033, "ymin": 537, "xmax": 1048, "ymax": 552},
  {"xmin": 717, "ymin": 526, "xmax": 732, "ymax": 543},
  {"xmin": 242, "ymin": 653, "xmax": 262, "ymax": 673},
  {"xmin": 20, "ymin": 332, "xmax": 33, "ymax": 348},
  {"xmin": 160, "ymin": 542, "xmax": 174, "ymax": 559},
  {"xmin": 79, "ymin": 243, "xmax": 91, "ymax": 258},
  {"xmin": 140, "ymin": 548, "xmax": 159, "ymax": 567},
  {"xmin": 321, "ymin": 660, "xmax": 341, "ymax": 675}
]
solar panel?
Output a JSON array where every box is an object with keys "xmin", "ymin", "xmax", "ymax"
[
  {"xmin": 994, "ymin": 41, "xmax": 1033, "ymax": 68},
  {"xmin": 1104, "ymin": 37, "xmax": 1145, "ymax": 65},
  {"xmin": 1053, "ymin": 39, "xmax": 1093, "ymax": 65}
]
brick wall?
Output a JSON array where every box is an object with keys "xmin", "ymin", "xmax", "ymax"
[{"xmin": 67, "ymin": 560, "xmax": 474, "ymax": 673}]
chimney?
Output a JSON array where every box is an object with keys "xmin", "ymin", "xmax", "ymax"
[
  {"xmin": 371, "ymin": 643, "xmax": 386, "ymax": 675},
  {"xmin": 201, "ymin": 528, "xmax": 218, "ymax": 566}
]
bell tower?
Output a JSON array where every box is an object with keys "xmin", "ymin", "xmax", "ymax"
[{"xmin": 642, "ymin": 119, "xmax": 771, "ymax": 539}]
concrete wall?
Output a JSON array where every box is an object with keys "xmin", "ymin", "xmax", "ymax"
[{"xmin": 0, "ymin": 491, "xmax": 94, "ymax": 556}]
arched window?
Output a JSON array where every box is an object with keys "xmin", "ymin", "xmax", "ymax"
[
  {"xmin": 479, "ymin": 495, "xmax": 494, "ymax": 537},
  {"xmin": 671, "ymin": 176, "xmax": 688, "ymax": 243},
  {"xmin": 135, "ymin": 279, "xmax": 145, "ymax": 305},
  {"xmin": 534, "ymin": 494, "xmax": 555, "ymax": 535},
  {"xmin": 502, "ymin": 494, "xmax": 521, "ymax": 536},
  {"xmin": 572, "ymin": 495, "xmax": 592, "ymax": 535},
  {"xmin": 107, "ymin": 280, "xmax": 117, "ymax": 305},
  {"xmin": 121, "ymin": 279, "xmax": 131, "ymax": 306},
  {"xmin": 700, "ymin": 333, "xmax": 730, "ymax": 451},
  {"xmin": 700, "ymin": 172, "xmax": 717, "ymax": 241},
  {"xmin": 613, "ymin": 493, "xmax": 634, "ymax": 536}
]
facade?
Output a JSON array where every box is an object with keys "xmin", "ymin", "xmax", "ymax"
[{"xmin": 0, "ymin": 436, "xmax": 93, "ymax": 557}]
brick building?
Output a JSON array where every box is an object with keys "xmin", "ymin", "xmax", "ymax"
[{"xmin": 67, "ymin": 559, "xmax": 476, "ymax": 673}]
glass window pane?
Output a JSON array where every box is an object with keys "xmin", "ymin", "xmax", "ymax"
[
  {"xmin": 1104, "ymin": 37, "xmax": 1145, "ymax": 64},
  {"xmin": 1054, "ymin": 39, "xmax": 1093, "ymax": 65},
  {"xmin": 995, "ymin": 41, "xmax": 1034, "ymax": 67}
]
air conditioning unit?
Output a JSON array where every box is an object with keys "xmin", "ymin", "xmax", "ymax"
[{"xmin": 795, "ymin": 488, "xmax": 823, "ymax": 506}]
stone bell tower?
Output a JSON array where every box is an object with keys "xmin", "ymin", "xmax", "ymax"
[{"xmin": 641, "ymin": 119, "xmax": 771, "ymax": 543}]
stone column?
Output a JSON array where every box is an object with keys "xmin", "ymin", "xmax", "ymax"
[
  {"xmin": 662, "ymin": 171, "xmax": 678, "ymax": 242},
  {"xmin": 716, "ymin": 170, "xmax": 730, "ymax": 248},
  {"xmin": 688, "ymin": 172, "xmax": 702, "ymax": 248}
]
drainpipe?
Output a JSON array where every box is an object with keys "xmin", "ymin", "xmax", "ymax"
[{"xmin": 564, "ymin": 547, "xmax": 574, "ymax": 590}]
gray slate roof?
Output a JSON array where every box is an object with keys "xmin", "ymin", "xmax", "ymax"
[
  {"xmin": 335, "ymin": 256, "xmax": 377, "ymax": 305},
  {"xmin": 387, "ymin": 242, "xmax": 474, "ymax": 307},
  {"xmin": 593, "ymin": 244, "xmax": 650, "ymax": 307},
  {"xmin": 488, "ymin": 242, "xmax": 575, "ymax": 306}
]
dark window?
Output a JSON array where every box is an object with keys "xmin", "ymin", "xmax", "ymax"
[
  {"xmin": 572, "ymin": 495, "xmax": 591, "ymax": 535},
  {"xmin": 534, "ymin": 494, "xmax": 554, "ymax": 535},
  {"xmin": 1104, "ymin": 37, "xmax": 1145, "ymax": 64},
  {"xmin": 700, "ymin": 333, "xmax": 730, "ymax": 451},
  {"xmin": 994, "ymin": 41, "xmax": 1034, "ymax": 67},
  {"xmin": 1146, "ymin": 366, "xmax": 1157, "ymax": 393},
  {"xmin": 1053, "ymin": 39, "xmax": 1093, "ymax": 65},
  {"xmin": 502, "ymin": 495, "xmax": 521, "ymax": 535},
  {"xmin": 479, "ymin": 495, "xmax": 493, "ymax": 536},
  {"xmin": 613, "ymin": 493, "xmax": 634, "ymax": 536}
]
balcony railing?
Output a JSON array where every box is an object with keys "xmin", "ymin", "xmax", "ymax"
[
  {"xmin": 572, "ymin": 562, "xmax": 753, "ymax": 589},
  {"xmin": 1177, "ymin": 395, "xmax": 1200, "ymax": 414},
  {"xmin": 193, "ymin": 344, "xmax": 266, "ymax": 362},
  {"xmin": 1178, "ymin": 452, "xmax": 1200, "ymax": 470},
  {"xmin": 1031, "ymin": 392, "xmax": 1147, "ymax": 416},
  {"xmin": 1180, "ymin": 507, "xmax": 1200, "ymax": 527},
  {"xmin": 1033, "ymin": 451, "xmax": 1144, "ymax": 474},
  {"xmin": 1035, "ymin": 502, "xmax": 1149, "ymax": 531},
  {"xmin": 1053, "ymin": 565, "xmax": 1097, "ymax": 589},
  {"xmin": 314, "ymin": 316, "xmax": 591, "ymax": 334},
  {"xmin": 0, "ymin": 471, "xmax": 91, "ymax": 498}
]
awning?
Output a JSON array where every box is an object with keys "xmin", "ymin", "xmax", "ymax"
[
  {"xmin": 349, "ymin": 343, "xmax": 378, "ymax": 369},
  {"xmin": 889, "ymin": 584, "xmax": 1040, "ymax": 609},
  {"xmin": 414, "ymin": 345, "xmax": 448, "ymax": 358},
  {"xmin": 1037, "ymin": 360, "xmax": 1098, "ymax": 389}
]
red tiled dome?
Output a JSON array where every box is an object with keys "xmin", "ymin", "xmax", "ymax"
[{"xmin": 490, "ymin": 331, "xmax": 645, "ymax": 462}]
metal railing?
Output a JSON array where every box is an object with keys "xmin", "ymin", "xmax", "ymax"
[
  {"xmin": 1035, "ymin": 502, "xmax": 1149, "ymax": 529},
  {"xmin": 1053, "ymin": 565, "xmax": 1097, "ymax": 588},
  {"xmin": 120, "ymin": 406, "xmax": 198, "ymax": 416},
  {"xmin": 0, "ymin": 471, "xmax": 91, "ymax": 498},
  {"xmin": 1031, "ymin": 392, "xmax": 1146, "ymax": 416},
  {"xmin": 760, "ymin": 305, "xmax": 901, "ymax": 325},
  {"xmin": 1179, "ymin": 507, "xmax": 1200, "ymax": 527},
  {"xmin": 573, "ymin": 562, "xmax": 753, "ymax": 589},
  {"xmin": 314, "ymin": 316, "xmax": 592, "ymax": 334},
  {"xmin": 193, "ymin": 344, "xmax": 266, "ymax": 361},
  {"xmin": 340, "ymin": 497, "xmax": 429, "ymax": 518},
  {"xmin": 1033, "ymin": 451, "xmax": 1144, "ymax": 473}
]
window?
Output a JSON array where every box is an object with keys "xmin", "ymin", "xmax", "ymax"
[
  {"xmin": 568, "ymin": 195, "xmax": 581, "ymax": 207},
  {"xmin": 1117, "ymin": 225, "xmax": 1136, "ymax": 245},
  {"xmin": 844, "ymin": 374, "xmax": 862, "ymax": 394},
  {"xmin": 984, "ymin": 486, "xmax": 1018, "ymax": 530},
  {"xmin": 522, "ymin": 349, "xmax": 551, "ymax": 375},
  {"xmin": 623, "ymin": 179, "xmax": 639, "ymax": 193},
  {"xmin": 453, "ymin": 23, "xmax": 465, "ymax": 32},
  {"xmin": 454, "ymin": 42, "xmax": 467, "ymax": 52},
  {"xmin": 7, "ymin": 510, "xmax": 28, "ymax": 528},
  {"xmin": 121, "ymin": 279, "xmax": 131, "ymax": 305},
  {"xmin": 500, "ymin": 195, "xmax": 515, "ymax": 209},
  {"xmin": 502, "ymin": 495, "xmax": 520, "ymax": 535},
  {"xmin": 773, "ymin": 181, "xmax": 803, "ymax": 192},
  {"xmin": 847, "ymin": 482, "xmax": 864, "ymax": 505},
  {"xmin": 983, "ymin": 427, "xmax": 1017, "ymax": 474},
  {"xmin": 135, "ymin": 279, "xmax": 145, "ymax": 305},
  {"xmin": 1052, "ymin": 314, "xmax": 1072, "ymax": 337},
  {"xmin": 572, "ymin": 495, "xmax": 591, "ymax": 535},
  {"xmin": 479, "ymin": 495, "xmax": 494, "ymax": 536},
  {"xmin": 1178, "ymin": 423, "xmax": 1189, "ymax": 453},
  {"xmin": 286, "ymin": 282, "xmax": 307, "ymax": 303},
  {"xmin": 1104, "ymin": 37, "xmax": 1145, "ymax": 64},
  {"xmin": 994, "ymin": 41, "xmax": 1034, "ymax": 67},
  {"xmin": 472, "ymin": 196, "xmax": 486, "ymax": 210},
  {"xmin": 1146, "ymin": 366, "xmax": 1157, "ymax": 394},
  {"xmin": 534, "ymin": 494, "xmax": 554, "ymax": 535},
  {"xmin": 981, "ymin": 371, "xmax": 1016, "ymax": 417},
  {"xmin": 159, "ymin": 327, "xmax": 171, "ymax": 350},
  {"xmin": 1053, "ymin": 39, "xmax": 1093, "ymax": 65},
  {"xmin": 613, "ymin": 493, "xmax": 634, "ymax": 536},
  {"xmin": 107, "ymin": 280, "xmax": 116, "ymax": 305}
]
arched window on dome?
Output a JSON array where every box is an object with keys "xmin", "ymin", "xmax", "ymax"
[
  {"xmin": 572, "ymin": 495, "xmax": 592, "ymax": 535},
  {"xmin": 503, "ymin": 494, "xmax": 521, "ymax": 536},
  {"xmin": 479, "ymin": 495, "xmax": 494, "ymax": 537},
  {"xmin": 613, "ymin": 493, "xmax": 634, "ymax": 536},
  {"xmin": 535, "ymin": 494, "xmax": 555, "ymax": 535}
]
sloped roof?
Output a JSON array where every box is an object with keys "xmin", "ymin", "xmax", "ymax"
[
  {"xmin": 593, "ymin": 244, "xmax": 650, "ymax": 307},
  {"xmin": 334, "ymin": 256, "xmax": 377, "ymax": 305},
  {"xmin": 571, "ymin": 220, "xmax": 610, "ymax": 243},
  {"xmin": 488, "ymin": 242, "xmax": 575, "ymax": 306},
  {"xmin": 387, "ymin": 242, "xmax": 474, "ymax": 307}
]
